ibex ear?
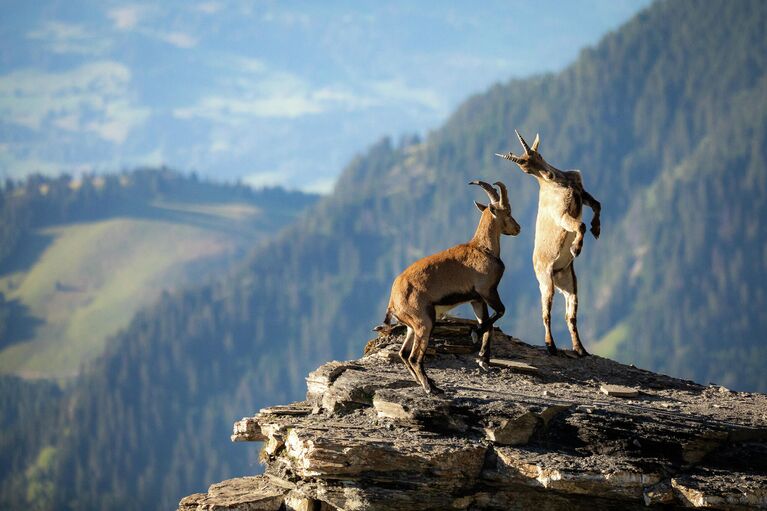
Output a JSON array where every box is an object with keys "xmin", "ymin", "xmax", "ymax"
[
  {"xmin": 531, "ymin": 133, "xmax": 540, "ymax": 152},
  {"xmin": 474, "ymin": 201, "xmax": 488, "ymax": 212}
]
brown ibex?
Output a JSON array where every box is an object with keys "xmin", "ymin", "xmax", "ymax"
[
  {"xmin": 496, "ymin": 131, "xmax": 600, "ymax": 356},
  {"xmin": 375, "ymin": 181, "xmax": 520, "ymax": 394}
]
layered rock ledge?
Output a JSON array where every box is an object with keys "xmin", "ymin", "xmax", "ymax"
[{"xmin": 179, "ymin": 319, "xmax": 767, "ymax": 510}]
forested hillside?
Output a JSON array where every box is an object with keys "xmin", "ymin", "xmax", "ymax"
[
  {"xmin": 0, "ymin": 170, "xmax": 315, "ymax": 269},
  {"xmin": 0, "ymin": 170, "xmax": 318, "ymax": 509},
  {"xmin": 7, "ymin": 0, "xmax": 767, "ymax": 509},
  {"xmin": 0, "ymin": 170, "xmax": 317, "ymax": 377},
  {"xmin": 0, "ymin": 376, "xmax": 63, "ymax": 507}
]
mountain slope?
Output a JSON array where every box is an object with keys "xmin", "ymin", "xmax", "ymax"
[
  {"xmin": 0, "ymin": 170, "xmax": 318, "ymax": 377},
  {"xmin": 589, "ymin": 81, "xmax": 767, "ymax": 386},
  {"xmin": 0, "ymin": 376, "xmax": 63, "ymax": 509},
  {"xmin": 23, "ymin": 1, "xmax": 767, "ymax": 509}
]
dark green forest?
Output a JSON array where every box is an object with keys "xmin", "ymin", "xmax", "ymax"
[
  {"xmin": 0, "ymin": 168, "xmax": 317, "ymax": 269},
  {"xmin": 2, "ymin": 0, "xmax": 766, "ymax": 509},
  {"xmin": 0, "ymin": 170, "xmax": 318, "ymax": 508}
]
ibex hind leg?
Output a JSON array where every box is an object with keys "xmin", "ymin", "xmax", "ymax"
[
  {"xmin": 537, "ymin": 271, "xmax": 558, "ymax": 355},
  {"xmin": 554, "ymin": 266, "xmax": 589, "ymax": 357},
  {"xmin": 398, "ymin": 326, "xmax": 420, "ymax": 382},
  {"xmin": 409, "ymin": 322, "xmax": 443, "ymax": 395},
  {"xmin": 475, "ymin": 286, "xmax": 505, "ymax": 366}
]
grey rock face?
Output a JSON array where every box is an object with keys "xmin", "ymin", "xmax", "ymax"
[
  {"xmin": 178, "ymin": 476, "xmax": 285, "ymax": 510},
  {"xmin": 184, "ymin": 319, "xmax": 767, "ymax": 510}
]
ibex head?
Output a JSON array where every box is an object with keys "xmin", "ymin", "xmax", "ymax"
[
  {"xmin": 469, "ymin": 180, "xmax": 521, "ymax": 236},
  {"xmin": 495, "ymin": 130, "xmax": 556, "ymax": 180}
]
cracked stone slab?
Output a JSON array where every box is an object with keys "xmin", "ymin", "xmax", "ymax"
[
  {"xmin": 490, "ymin": 446, "xmax": 664, "ymax": 500},
  {"xmin": 600, "ymin": 384, "xmax": 640, "ymax": 397},
  {"xmin": 671, "ymin": 470, "xmax": 767, "ymax": 509},
  {"xmin": 489, "ymin": 358, "xmax": 540, "ymax": 374},
  {"xmin": 178, "ymin": 476, "xmax": 286, "ymax": 511},
  {"xmin": 232, "ymin": 416, "xmax": 266, "ymax": 442}
]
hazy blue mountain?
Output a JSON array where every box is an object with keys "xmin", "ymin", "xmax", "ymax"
[{"xmin": 0, "ymin": 1, "xmax": 649, "ymax": 192}]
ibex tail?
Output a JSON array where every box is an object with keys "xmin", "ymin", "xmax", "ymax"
[{"xmin": 373, "ymin": 307, "xmax": 396, "ymax": 334}]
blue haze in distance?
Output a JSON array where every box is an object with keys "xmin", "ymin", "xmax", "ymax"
[{"xmin": 0, "ymin": 1, "xmax": 651, "ymax": 193}]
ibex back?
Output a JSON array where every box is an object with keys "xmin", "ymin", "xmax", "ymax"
[{"xmin": 496, "ymin": 131, "xmax": 601, "ymax": 356}]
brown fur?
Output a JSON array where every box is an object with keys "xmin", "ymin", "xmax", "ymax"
[
  {"xmin": 378, "ymin": 181, "xmax": 520, "ymax": 394},
  {"xmin": 497, "ymin": 131, "xmax": 601, "ymax": 356}
]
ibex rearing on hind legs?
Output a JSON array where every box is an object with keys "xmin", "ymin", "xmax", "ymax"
[
  {"xmin": 496, "ymin": 131, "xmax": 601, "ymax": 357},
  {"xmin": 376, "ymin": 181, "xmax": 520, "ymax": 394}
]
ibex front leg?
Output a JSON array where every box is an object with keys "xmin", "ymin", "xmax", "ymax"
[
  {"xmin": 470, "ymin": 300, "xmax": 489, "ymax": 347},
  {"xmin": 558, "ymin": 214, "xmax": 587, "ymax": 258},
  {"xmin": 476, "ymin": 286, "xmax": 505, "ymax": 367},
  {"xmin": 583, "ymin": 191, "xmax": 601, "ymax": 239}
]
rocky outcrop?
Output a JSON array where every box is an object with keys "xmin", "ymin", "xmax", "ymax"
[{"xmin": 180, "ymin": 319, "xmax": 767, "ymax": 510}]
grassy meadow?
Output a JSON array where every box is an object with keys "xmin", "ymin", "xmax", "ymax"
[{"xmin": 0, "ymin": 201, "xmax": 265, "ymax": 378}]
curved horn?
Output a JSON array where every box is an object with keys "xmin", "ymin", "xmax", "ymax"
[
  {"xmin": 493, "ymin": 181, "xmax": 509, "ymax": 207},
  {"xmin": 531, "ymin": 133, "xmax": 540, "ymax": 152},
  {"xmin": 515, "ymin": 129, "xmax": 531, "ymax": 155},
  {"xmin": 468, "ymin": 180, "xmax": 499, "ymax": 203},
  {"xmin": 495, "ymin": 152, "xmax": 522, "ymax": 163}
]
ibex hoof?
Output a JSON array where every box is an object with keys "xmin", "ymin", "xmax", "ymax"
[
  {"xmin": 476, "ymin": 358, "xmax": 491, "ymax": 371},
  {"xmin": 470, "ymin": 328, "xmax": 480, "ymax": 345},
  {"xmin": 425, "ymin": 384, "xmax": 445, "ymax": 396},
  {"xmin": 570, "ymin": 244, "xmax": 582, "ymax": 257},
  {"xmin": 546, "ymin": 344, "xmax": 558, "ymax": 356},
  {"xmin": 573, "ymin": 346, "xmax": 590, "ymax": 357}
]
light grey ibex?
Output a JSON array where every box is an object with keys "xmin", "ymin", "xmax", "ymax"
[
  {"xmin": 375, "ymin": 181, "xmax": 520, "ymax": 394},
  {"xmin": 496, "ymin": 131, "xmax": 601, "ymax": 356}
]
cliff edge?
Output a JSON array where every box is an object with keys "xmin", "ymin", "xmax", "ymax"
[{"xmin": 179, "ymin": 319, "xmax": 767, "ymax": 510}]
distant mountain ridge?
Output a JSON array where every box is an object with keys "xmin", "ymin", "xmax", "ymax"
[
  {"xmin": 0, "ymin": 1, "xmax": 648, "ymax": 192},
  {"xmin": 6, "ymin": 0, "xmax": 767, "ymax": 509}
]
